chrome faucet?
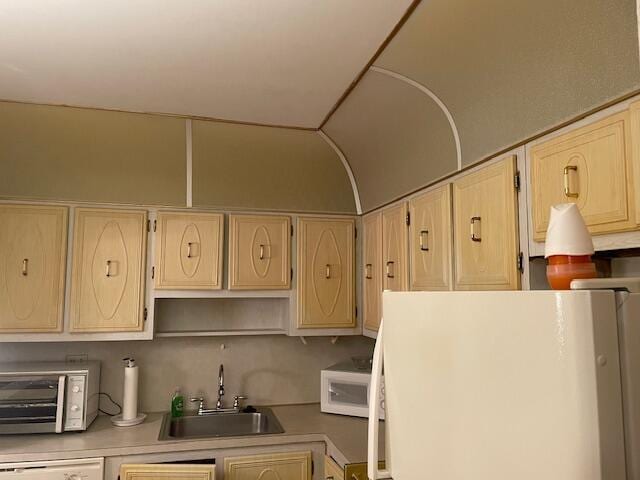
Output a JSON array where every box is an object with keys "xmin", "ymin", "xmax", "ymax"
[
  {"xmin": 216, "ymin": 364, "xmax": 225, "ymax": 409},
  {"xmin": 188, "ymin": 364, "xmax": 248, "ymax": 415}
]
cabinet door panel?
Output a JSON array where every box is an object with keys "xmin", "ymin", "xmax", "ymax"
[
  {"xmin": 363, "ymin": 212, "xmax": 382, "ymax": 331},
  {"xmin": 225, "ymin": 451, "xmax": 311, "ymax": 480},
  {"xmin": 229, "ymin": 215, "xmax": 290, "ymax": 289},
  {"xmin": 453, "ymin": 157, "xmax": 520, "ymax": 290},
  {"xmin": 120, "ymin": 464, "xmax": 214, "ymax": 480},
  {"xmin": 297, "ymin": 218, "xmax": 355, "ymax": 328},
  {"xmin": 531, "ymin": 111, "xmax": 635, "ymax": 241},
  {"xmin": 155, "ymin": 212, "xmax": 223, "ymax": 289},
  {"xmin": 382, "ymin": 203, "xmax": 408, "ymax": 291},
  {"xmin": 0, "ymin": 205, "xmax": 67, "ymax": 332},
  {"xmin": 409, "ymin": 185, "xmax": 452, "ymax": 291},
  {"xmin": 70, "ymin": 208, "xmax": 147, "ymax": 332}
]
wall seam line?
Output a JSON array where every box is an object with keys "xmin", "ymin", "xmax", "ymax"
[
  {"xmin": 317, "ymin": 130, "xmax": 362, "ymax": 214},
  {"xmin": 369, "ymin": 65, "xmax": 462, "ymax": 171}
]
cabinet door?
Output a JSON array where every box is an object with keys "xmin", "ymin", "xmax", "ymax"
[
  {"xmin": 70, "ymin": 208, "xmax": 147, "ymax": 332},
  {"xmin": 382, "ymin": 203, "xmax": 408, "ymax": 291},
  {"xmin": 325, "ymin": 455, "xmax": 345, "ymax": 480},
  {"xmin": 297, "ymin": 218, "xmax": 355, "ymax": 329},
  {"xmin": 155, "ymin": 212, "xmax": 223, "ymax": 289},
  {"xmin": 362, "ymin": 212, "xmax": 382, "ymax": 332},
  {"xmin": 229, "ymin": 215, "xmax": 291, "ymax": 290},
  {"xmin": 0, "ymin": 205, "xmax": 67, "ymax": 332},
  {"xmin": 453, "ymin": 157, "xmax": 520, "ymax": 291},
  {"xmin": 120, "ymin": 464, "xmax": 214, "ymax": 480},
  {"xmin": 225, "ymin": 451, "xmax": 311, "ymax": 480},
  {"xmin": 530, "ymin": 111, "xmax": 635, "ymax": 241},
  {"xmin": 409, "ymin": 185, "xmax": 452, "ymax": 291}
]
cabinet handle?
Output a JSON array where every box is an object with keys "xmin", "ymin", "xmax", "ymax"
[
  {"xmin": 419, "ymin": 229, "xmax": 429, "ymax": 251},
  {"xmin": 106, "ymin": 260, "xmax": 112, "ymax": 277},
  {"xmin": 386, "ymin": 261, "xmax": 395, "ymax": 278},
  {"xmin": 259, "ymin": 244, "xmax": 265, "ymax": 260},
  {"xmin": 365, "ymin": 263, "xmax": 373, "ymax": 279},
  {"xmin": 22, "ymin": 258, "xmax": 28, "ymax": 276},
  {"xmin": 564, "ymin": 165, "xmax": 579, "ymax": 198},
  {"xmin": 187, "ymin": 242, "xmax": 193, "ymax": 258},
  {"xmin": 325, "ymin": 264, "xmax": 331, "ymax": 279},
  {"xmin": 470, "ymin": 216, "xmax": 482, "ymax": 242}
]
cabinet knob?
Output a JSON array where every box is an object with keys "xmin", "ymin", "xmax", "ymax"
[
  {"xmin": 563, "ymin": 165, "xmax": 579, "ymax": 198},
  {"xmin": 470, "ymin": 216, "xmax": 482, "ymax": 242}
]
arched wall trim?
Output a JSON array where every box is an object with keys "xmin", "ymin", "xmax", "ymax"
[
  {"xmin": 317, "ymin": 129, "xmax": 362, "ymax": 214},
  {"xmin": 369, "ymin": 65, "xmax": 462, "ymax": 170}
]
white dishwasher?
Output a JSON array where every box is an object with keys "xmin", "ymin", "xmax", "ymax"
[{"xmin": 0, "ymin": 458, "xmax": 104, "ymax": 480}]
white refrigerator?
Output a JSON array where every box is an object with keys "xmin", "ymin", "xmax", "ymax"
[{"xmin": 368, "ymin": 280, "xmax": 640, "ymax": 480}]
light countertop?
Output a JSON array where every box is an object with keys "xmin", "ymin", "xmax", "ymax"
[{"xmin": 0, "ymin": 404, "xmax": 384, "ymax": 467}]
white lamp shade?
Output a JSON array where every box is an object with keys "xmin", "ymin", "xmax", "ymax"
[{"xmin": 544, "ymin": 203, "xmax": 594, "ymax": 258}]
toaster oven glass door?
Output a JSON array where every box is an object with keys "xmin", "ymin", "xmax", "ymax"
[{"xmin": 0, "ymin": 375, "xmax": 65, "ymax": 434}]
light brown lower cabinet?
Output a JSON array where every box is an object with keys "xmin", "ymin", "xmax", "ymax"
[
  {"xmin": 225, "ymin": 451, "xmax": 312, "ymax": 480},
  {"xmin": 120, "ymin": 463, "xmax": 215, "ymax": 480},
  {"xmin": 325, "ymin": 455, "xmax": 344, "ymax": 480}
]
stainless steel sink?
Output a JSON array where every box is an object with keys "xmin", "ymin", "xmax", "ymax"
[{"xmin": 158, "ymin": 408, "xmax": 284, "ymax": 440}]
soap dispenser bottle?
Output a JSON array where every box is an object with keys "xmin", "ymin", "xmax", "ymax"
[{"xmin": 171, "ymin": 387, "xmax": 184, "ymax": 418}]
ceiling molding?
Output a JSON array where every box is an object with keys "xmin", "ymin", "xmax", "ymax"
[
  {"xmin": 318, "ymin": 0, "xmax": 423, "ymax": 129},
  {"xmin": 317, "ymin": 129, "xmax": 362, "ymax": 214},
  {"xmin": 369, "ymin": 66, "xmax": 462, "ymax": 170}
]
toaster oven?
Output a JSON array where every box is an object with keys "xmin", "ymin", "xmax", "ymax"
[{"xmin": 0, "ymin": 361, "xmax": 100, "ymax": 434}]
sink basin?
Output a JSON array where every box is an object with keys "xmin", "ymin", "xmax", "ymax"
[{"xmin": 158, "ymin": 408, "xmax": 284, "ymax": 440}]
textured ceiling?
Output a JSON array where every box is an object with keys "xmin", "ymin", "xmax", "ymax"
[{"xmin": 0, "ymin": 0, "xmax": 413, "ymax": 128}]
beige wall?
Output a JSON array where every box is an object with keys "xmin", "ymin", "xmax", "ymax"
[
  {"xmin": 376, "ymin": 0, "xmax": 640, "ymax": 167},
  {"xmin": 323, "ymin": 71, "xmax": 458, "ymax": 212},
  {"xmin": 193, "ymin": 121, "xmax": 355, "ymax": 213},
  {"xmin": 0, "ymin": 335, "xmax": 374, "ymax": 412},
  {"xmin": 0, "ymin": 102, "xmax": 187, "ymax": 206}
]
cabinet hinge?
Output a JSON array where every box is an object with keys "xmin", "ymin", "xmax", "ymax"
[
  {"xmin": 151, "ymin": 266, "xmax": 155, "ymax": 279},
  {"xmin": 146, "ymin": 220, "xmax": 150, "ymax": 232},
  {"xmin": 143, "ymin": 307, "xmax": 148, "ymax": 321},
  {"xmin": 406, "ymin": 211, "xmax": 411, "ymax": 226},
  {"xmin": 291, "ymin": 268, "xmax": 293, "ymax": 281},
  {"xmin": 514, "ymin": 171, "xmax": 521, "ymax": 191},
  {"xmin": 291, "ymin": 224, "xmax": 294, "ymax": 236},
  {"xmin": 354, "ymin": 226, "xmax": 357, "ymax": 239},
  {"xmin": 517, "ymin": 252, "xmax": 524, "ymax": 273},
  {"xmin": 311, "ymin": 460, "xmax": 314, "ymax": 476},
  {"xmin": 153, "ymin": 219, "xmax": 157, "ymax": 232},
  {"xmin": 355, "ymin": 306, "xmax": 358, "ymax": 318}
]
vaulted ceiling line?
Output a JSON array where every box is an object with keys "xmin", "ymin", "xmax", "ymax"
[{"xmin": 369, "ymin": 66, "xmax": 462, "ymax": 170}]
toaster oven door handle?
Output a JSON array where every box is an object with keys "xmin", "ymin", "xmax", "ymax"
[{"xmin": 55, "ymin": 375, "xmax": 66, "ymax": 433}]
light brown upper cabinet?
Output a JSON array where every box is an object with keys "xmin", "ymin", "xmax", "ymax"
[
  {"xmin": 228, "ymin": 215, "xmax": 291, "ymax": 290},
  {"xmin": 530, "ymin": 110, "xmax": 636, "ymax": 241},
  {"xmin": 409, "ymin": 185, "xmax": 453, "ymax": 291},
  {"xmin": 120, "ymin": 464, "xmax": 215, "ymax": 480},
  {"xmin": 362, "ymin": 211, "xmax": 382, "ymax": 331},
  {"xmin": 453, "ymin": 157, "xmax": 520, "ymax": 291},
  {"xmin": 297, "ymin": 217, "xmax": 355, "ymax": 329},
  {"xmin": 225, "ymin": 451, "xmax": 311, "ymax": 480},
  {"xmin": 0, "ymin": 205, "xmax": 68, "ymax": 332},
  {"xmin": 155, "ymin": 211, "xmax": 223, "ymax": 290},
  {"xmin": 70, "ymin": 208, "xmax": 147, "ymax": 332},
  {"xmin": 382, "ymin": 203, "xmax": 408, "ymax": 291}
]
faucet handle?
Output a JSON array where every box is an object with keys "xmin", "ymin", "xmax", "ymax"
[
  {"xmin": 189, "ymin": 396, "xmax": 205, "ymax": 414},
  {"xmin": 233, "ymin": 396, "xmax": 247, "ymax": 409}
]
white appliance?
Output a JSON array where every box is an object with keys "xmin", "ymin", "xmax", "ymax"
[
  {"xmin": 321, "ymin": 360, "xmax": 384, "ymax": 419},
  {"xmin": 0, "ymin": 458, "xmax": 104, "ymax": 480},
  {"xmin": 368, "ymin": 280, "xmax": 640, "ymax": 480},
  {"xmin": 0, "ymin": 361, "xmax": 100, "ymax": 434}
]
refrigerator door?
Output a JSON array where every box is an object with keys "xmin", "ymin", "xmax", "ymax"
[{"xmin": 372, "ymin": 290, "xmax": 626, "ymax": 480}]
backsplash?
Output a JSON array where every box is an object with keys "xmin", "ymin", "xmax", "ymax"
[{"xmin": 0, "ymin": 335, "xmax": 374, "ymax": 412}]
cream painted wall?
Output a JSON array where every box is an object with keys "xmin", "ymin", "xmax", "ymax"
[
  {"xmin": 193, "ymin": 120, "xmax": 356, "ymax": 213},
  {"xmin": 0, "ymin": 335, "xmax": 374, "ymax": 412},
  {"xmin": 375, "ymin": 0, "xmax": 640, "ymax": 167},
  {"xmin": 323, "ymin": 70, "xmax": 458, "ymax": 212}
]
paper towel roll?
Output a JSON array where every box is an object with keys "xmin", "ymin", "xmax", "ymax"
[
  {"xmin": 122, "ymin": 358, "xmax": 138, "ymax": 421},
  {"xmin": 544, "ymin": 203, "xmax": 594, "ymax": 258}
]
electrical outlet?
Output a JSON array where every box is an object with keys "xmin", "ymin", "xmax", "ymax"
[{"xmin": 65, "ymin": 354, "xmax": 88, "ymax": 363}]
